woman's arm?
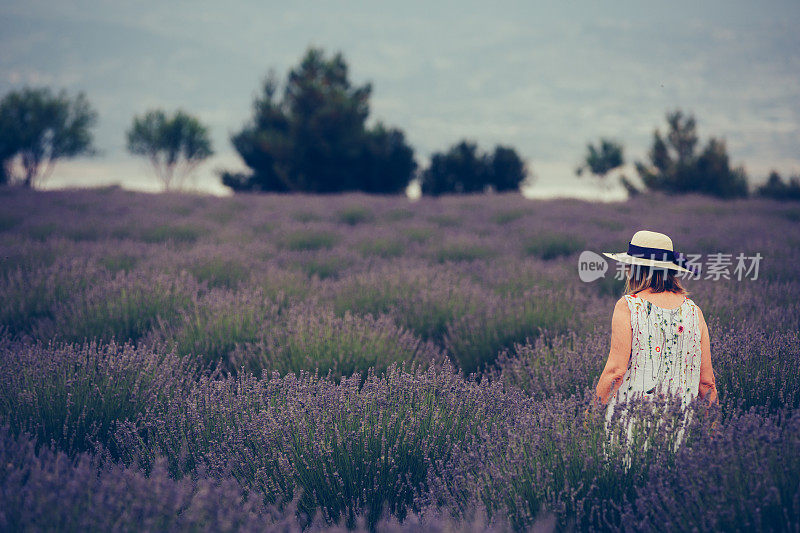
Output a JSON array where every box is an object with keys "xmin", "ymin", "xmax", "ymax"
[
  {"xmin": 593, "ymin": 298, "xmax": 632, "ymax": 406},
  {"xmin": 697, "ymin": 307, "xmax": 718, "ymax": 404}
]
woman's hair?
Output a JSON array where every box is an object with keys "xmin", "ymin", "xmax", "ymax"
[{"xmin": 623, "ymin": 264, "xmax": 689, "ymax": 295}]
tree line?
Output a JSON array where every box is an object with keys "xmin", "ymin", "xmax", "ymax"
[{"xmin": 0, "ymin": 46, "xmax": 796, "ymax": 199}]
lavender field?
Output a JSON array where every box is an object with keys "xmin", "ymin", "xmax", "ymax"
[{"xmin": 1, "ymin": 186, "xmax": 798, "ymax": 532}]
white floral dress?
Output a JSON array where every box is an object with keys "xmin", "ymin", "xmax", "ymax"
[{"xmin": 604, "ymin": 293, "xmax": 703, "ymax": 461}]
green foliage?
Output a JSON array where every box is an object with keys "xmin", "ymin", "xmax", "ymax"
[
  {"xmin": 186, "ymin": 257, "xmax": 249, "ymax": 289},
  {"xmin": 384, "ymin": 208, "xmax": 414, "ymax": 221},
  {"xmin": 335, "ymin": 205, "xmax": 374, "ymax": 225},
  {"xmin": 430, "ymin": 241, "xmax": 496, "ymax": 263},
  {"xmin": 356, "ymin": 238, "xmax": 405, "ymax": 258},
  {"xmin": 619, "ymin": 175, "xmax": 641, "ymax": 197},
  {"xmin": 576, "ymin": 138, "xmax": 624, "ymax": 183},
  {"xmin": 222, "ymin": 47, "xmax": 416, "ymax": 193},
  {"xmin": 35, "ymin": 271, "xmax": 197, "ymax": 344},
  {"xmin": 426, "ymin": 213, "xmax": 461, "ymax": 227},
  {"xmin": 635, "ymin": 110, "xmax": 748, "ymax": 198},
  {"xmin": 126, "ymin": 109, "xmax": 213, "ymax": 191},
  {"xmin": 0, "ymin": 261, "xmax": 101, "ymax": 336},
  {"xmin": 290, "ymin": 210, "xmax": 322, "ymax": 222},
  {"xmin": 281, "ymin": 229, "xmax": 340, "ymax": 251},
  {"xmin": 291, "ymin": 255, "xmax": 353, "ymax": 280},
  {"xmin": 0, "ymin": 214, "xmax": 20, "ymax": 232},
  {"xmin": 420, "ymin": 140, "xmax": 531, "ymax": 196},
  {"xmin": 491, "ymin": 145, "xmax": 531, "ymax": 192},
  {"xmin": 403, "ymin": 226, "xmax": 437, "ymax": 242},
  {"xmin": 153, "ymin": 289, "xmax": 280, "ymax": 368},
  {"xmin": 113, "ymin": 224, "xmax": 205, "ymax": 244},
  {"xmin": 25, "ymin": 223, "xmax": 59, "ymax": 241},
  {"xmin": 444, "ymin": 294, "xmax": 576, "ymax": 375},
  {"xmin": 0, "ymin": 340, "xmax": 196, "ymax": 457},
  {"xmin": 234, "ymin": 306, "xmax": 440, "ymax": 379},
  {"xmin": 97, "ymin": 253, "xmax": 139, "ymax": 274},
  {"xmin": 757, "ymin": 171, "xmax": 800, "ymax": 201},
  {"xmin": 327, "ymin": 269, "xmax": 486, "ymax": 343},
  {"xmin": 490, "ymin": 209, "xmax": 527, "ymax": 225},
  {"xmin": 0, "ymin": 87, "xmax": 97, "ymax": 188},
  {"xmin": 523, "ymin": 233, "xmax": 586, "ymax": 260}
]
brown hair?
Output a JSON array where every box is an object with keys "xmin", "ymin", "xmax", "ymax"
[{"xmin": 623, "ymin": 263, "xmax": 689, "ymax": 296}]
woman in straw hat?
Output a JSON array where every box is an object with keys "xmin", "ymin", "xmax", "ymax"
[{"xmin": 589, "ymin": 230, "xmax": 719, "ymax": 465}]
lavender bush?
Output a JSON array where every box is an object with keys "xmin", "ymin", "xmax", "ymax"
[
  {"xmin": 116, "ymin": 362, "xmax": 527, "ymax": 528},
  {"xmin": 0, "ymin": 337, "xmax": 196, "ymax": 457},
  {"xmin": 625, "ymin": 406, "xmax": 800, "ymax": 532},
  {"xmin": 443, "ymin": 288, "xmax": 577, "ymax": 375},
  {"xmin": 146, "ymin": 287, "xmax": 286, "ymax": 369},
  {"xmin": 232, "ymin": 303, "xmax": 445, "ymax": 379},
  {"xmin": 0, "ymin": 426, "xmax": 272, "ymax": 532},
  {"xmin": 33, "ymin": 268, "xmax": 198, "ymax": 345},
  {"xmin": 491, "ymin": 329, "xmax": 610, "ymax": 400}
]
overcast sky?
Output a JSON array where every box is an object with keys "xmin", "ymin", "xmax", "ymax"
[{"xmin": 1, "ymin": 0, "xmax": 798, "ymax": 197}]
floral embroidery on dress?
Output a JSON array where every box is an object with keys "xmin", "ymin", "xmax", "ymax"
[{"xmin": 605, "ymin": 293, "xmax": 703, "ymax": 458}]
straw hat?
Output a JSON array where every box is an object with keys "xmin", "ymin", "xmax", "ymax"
[{"xmin": 603, "ymin": 230, "xmax": 693, "ymax": 273}]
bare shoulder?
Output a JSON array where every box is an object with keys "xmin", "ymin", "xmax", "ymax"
[
  {"xmin": 612, "ymin": 297, "xmax": 631, "ymax": 321},
  {"xmin": 692, "ymin": 300, "xmax": 704, "ymax": 320},
  {"xmin": 693, "ymin": 301, "xmax": 708, "ymax": 330}
]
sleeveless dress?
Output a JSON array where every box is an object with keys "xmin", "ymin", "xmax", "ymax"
[{"xmin": 603, "ymin": 292, "xmax": 703, "ymax": 465}]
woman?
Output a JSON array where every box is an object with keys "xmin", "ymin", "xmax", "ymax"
[{"xmin": 591, "ymin": 230, "xmax": 719, "ymax": 458}]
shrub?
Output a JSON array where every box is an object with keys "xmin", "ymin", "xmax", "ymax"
[
  {"xmin": 186, "ymin": 256, "xmax": 249, "ymax": 289},
  {"xmin": 433, "ymin": 391, "xmax": 720, "ymax": 531},
  {"xmin": 148, "ymin": 288, "xmax": 284, "ymax": 370},
  {"xmin": 443, "ymin": 290, "xmax": 576, "ymax": 375},
  {"xmin": 384, "ymin": 208, "xmax": 414, "ymax": 221},
  {"xmin": 426, "ymin": 214, "xmax": 461, "ymax": 227},
  {"xmin": 291, "ymin": 210, "xmax": 323, "ymax": 222},
  {"xmin": 635, "ymin": 110, "xmax": 748, "ymax": 199},
  {"xmin": 0, "ymin": 338, "xmax": 195, "ymax": 456},
  {"xmin": 492, "ymin": 329, "xmax": 609, "ymax": 400},
  {"xmin": 757, "ymin": 170, "xmax": 800, "ymax": 201},
  {"xmin": 33, "ymin": 270, "xmax": 197, "ymax": 344},
  {"xmin": 356, "ymin": 237, "xmax": 405, "ymax": 258},
  {"xmin": 335, "ymin": 205, "xmax": 374, "ymax": 225},
  {"xmin": 117, "ymin": 362, "xmax": 521, "ymax": 529},
  {"xmin": 710, "ymin": 321, "xmax": 800, "ymax": 413},
  {"xmin": 0, "ymin": 427, "xmax": 274, "ymax": 531},
  {"xmin": 97, "ymin": 253, "xmax": 140, "ymax": 273},
  {"xmin": 0, "ymin": 213, "xmax": 20, "ymax": 232},
  {"xmin": 290, "ymin": 253, "xmax": 353, "ymax": 280},
  {"xmin": 420, "ymin": 141, "xmax": 530, "ymax": 196},
  {"xmin": 629, "ymin": 407, "xmax": 800, "ymax": 532},
  {"xmin": 429, "ymin": 241, "xmax": 496, "ymax": 263},
  {"xmin": 117, "ymin": 224, "xmax": 206, "ymax": 244},
  {"xmin": 248, "ymin": 266, "xmax": 316, "ymax": 302},
  {"xmin": 233, "ymin": 303, "xmax": 443, "ymax": 379},
  {"xmin": 0, "ymin": 259, "xmax": 103, "ymax": 338},
  {"xmin": 326, "ymin": 265, "xmax": 486, "ymax": 342},
  {"xmin": 281, "ymin": 229, "xmax": 340, "ymax": 251},
  {"xmin": 522, "ymin": 233, "xmax": 585, "ymax": 260},
  {"xmin": 490, "ymin": 209, "xmax": 527, "ymax": 225},
  {"xmin": 402, "ymin": 226, "xmax": 437, "ymax": 243}
]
